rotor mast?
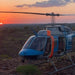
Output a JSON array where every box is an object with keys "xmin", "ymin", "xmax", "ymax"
[
  {"xmin": 46, "ymin": 12, "xmax": 59, "ymax": 26},
  {"xmin": 51, "ymin": 12, "xmax": 55, "ymax": 26}
]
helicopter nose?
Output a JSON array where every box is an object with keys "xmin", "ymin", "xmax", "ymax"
[
  {"xmin": 19, "ymin": 49, "xmax": 43, "ymax": 61},
  {"xmin": 19, "ymin": 49, "xmax": 26, "ymax": 56},
  {"xmin": 19, "ymin": 49, "xmax": 43, "ymax": 56}
]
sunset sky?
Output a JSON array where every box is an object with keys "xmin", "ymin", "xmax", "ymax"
[{"xmin": 0, "ymin": 0, "xmax": 75, "ymax": 24}]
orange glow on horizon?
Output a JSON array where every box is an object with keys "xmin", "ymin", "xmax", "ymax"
[
  {"xmin": 0, "ymin": 0, "xmax": 75, "ymax": 24},
  {"xmin": 0, "ymin": 22, "xmax": 3, "ymax": 25}
]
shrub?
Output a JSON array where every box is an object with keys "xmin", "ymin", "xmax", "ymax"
[
  {"xmin": 0, "ymin": 54, "xmax": 12, "ymax": 60},
  {"xmin": 16, "ymin": 64, "xmax": 41, "ymax": 75}
]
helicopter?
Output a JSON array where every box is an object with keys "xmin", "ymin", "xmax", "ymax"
[{"xmin": 0, "ymin": 11, "xmax": 75, "ymax": 74}]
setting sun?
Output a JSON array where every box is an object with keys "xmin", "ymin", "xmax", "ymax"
[{"xmin": 0, "ymin": 22, "xmax": 3, "ymax": 25}]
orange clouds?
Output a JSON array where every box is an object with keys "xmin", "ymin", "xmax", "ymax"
[{"xmin": 0, "ymin": 0, "xmax": 75, "ymax": 24}]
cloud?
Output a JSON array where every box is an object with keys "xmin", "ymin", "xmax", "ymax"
[
  {"xmin": 16, "ymin": 4, "xmax": 25, "ymax": 8},
  {"xmin": 16, "ymin": 0, "xmax": 73, "ymax": 8},
  {"xmin": 73, "ymin": 0, "xmax": 75, "ymax": 2}
]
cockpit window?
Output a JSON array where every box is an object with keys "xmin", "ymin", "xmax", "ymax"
[
  {"xmin": 23, "ymin": 36, "xmax": 47, "ymax": 51},
  {"xmin": 29, "ymin": 37, "xmax": 46, "ymax": 51},
  {"xmin": 23, "ymin": 36, "xmax": 35, "ymax": 49}
]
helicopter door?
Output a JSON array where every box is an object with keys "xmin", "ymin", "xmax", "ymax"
[
  {"xmin": 72, "ymin": 37, "xmax": 75, "ymax": 52},
  {"xmin": 58, "ymin": 37, "xmax": 65, "ymax": 53},
  {"xmin": 44, "ymin": 38, "xmax": 51, "ymax": 56}
]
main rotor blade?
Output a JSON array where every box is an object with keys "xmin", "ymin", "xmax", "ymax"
[
  {"xmin": 0, "ymin": 11, "xmax": 47, "ymax": 15},
  {"xmin": 0, "ymin": 11, "xmax": 59, "ymax": 16},
  {"xmin": 0, "ymin": 11, "xmax": 75, "ymax": 16},
  {"xmin": 60, "ymin": 14, "xmax": 75, "ymax": 16}
]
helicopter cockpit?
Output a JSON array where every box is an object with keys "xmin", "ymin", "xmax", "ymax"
[
  {"xmin": 19, "ymin": 30, "xmax": 52, "ymax": 57},
  {"xmin": 23, "ymin": 36, "xmax": 47, "ymax": 51}
]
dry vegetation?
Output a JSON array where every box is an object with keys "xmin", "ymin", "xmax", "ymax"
[
  {"xmin": 0, "ymin": 24, "xmax": 75, "ymax": 75},
  {"xmin": 0, "ymin": 25, "xmax": 41, "ymax": 57}
]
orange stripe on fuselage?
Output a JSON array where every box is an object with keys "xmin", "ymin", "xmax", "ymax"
[
  {"xmin": 47, "ymin": 30, "xmax": 54, "ymax": 58},
  {"xmin": 47, "ymin": 30, "xmax": 51, "ymax": 36},
  {"xmin": 49, "ymin": 36, "xmax": 54, "ymax": 58}
]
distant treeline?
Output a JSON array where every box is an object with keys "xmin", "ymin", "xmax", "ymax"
[{"xmin": 2, "ymin": 23, "xmax": 75, "ymax": 27}]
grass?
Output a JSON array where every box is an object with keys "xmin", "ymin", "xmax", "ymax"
[
  {"xmin": 0, "ymin": 54, "xmax": 12, "ymax": 60},
  {"xmin": 16, "ymin": 64, "xmax": 41, "ymax": 75}
]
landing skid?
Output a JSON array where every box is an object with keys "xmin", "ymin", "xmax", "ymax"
[
  {"xmin": 21, "ymin": 53, "xmax": 75, "ymax": 75},
  {"xmin": 46, "ymin": 53, "xmax": 75, "ymax": 75},
  {"xmin": 35, "ymin": 53, "xmax": 75, "ymax": 75}
]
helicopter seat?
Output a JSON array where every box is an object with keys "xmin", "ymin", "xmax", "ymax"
[{"xmin": 38, "ymin": 30, "xmax": 54, "ymax": 58}]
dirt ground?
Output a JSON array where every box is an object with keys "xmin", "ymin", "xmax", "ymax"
[{"xmin": 0, "ymin": 53, "xmax": 75, "ymax": 75}]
